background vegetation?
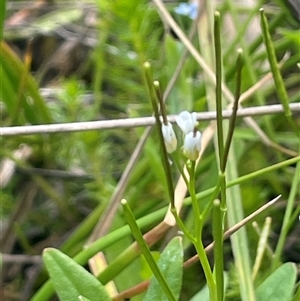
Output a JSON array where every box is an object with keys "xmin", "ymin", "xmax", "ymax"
[{"xmin": 0, "ymin": 0, "xmax": 299, "ymax": 300}]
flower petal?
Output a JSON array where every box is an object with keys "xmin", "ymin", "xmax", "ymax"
[
  {"xmin": 175, "ymin": 111, "xmax": 198, "ymax": 134},
  {"xmin": 183, "ymin": 131, "xmax": 202, "ymax": 160}
]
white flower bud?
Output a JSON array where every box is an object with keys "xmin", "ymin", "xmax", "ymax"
[
  {"xmin": 162, "ymin": 122, "xmax": 177, "ymax": 153},
  {"xmin": 175, "ymin": 111, "xmax": 198, "ymax": 134},
  {"xmin": 183, "ymin": 131, "xmax": 202, "ymax": 161}
]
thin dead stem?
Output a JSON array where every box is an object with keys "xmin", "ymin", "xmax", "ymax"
[{"xmin": 1, "ymin": 104, "xmax": 299, "ymax": 136}]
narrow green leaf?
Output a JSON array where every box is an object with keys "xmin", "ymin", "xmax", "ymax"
[
  {"xmin": 259, "ymin": 8, "xmax": 298, "ymax": 133},
  {"xmin": 226, "ymin": 145, "xmax": 256, "ymax": 301},
  {"xmin": 256, "ymin": 262, "xmax": 297, "ymax": 301},
  {"xmin": 122, "ymin": 198, "xmax": 177, "ymax": 301},
  {"xmin": 43, "ymin": 248, "xmax": 112, "ymax": 301},
  {"xmin": 0, "ymin": 0, "xmax": 6, "ymax": 40},
  {"xmin": 189, "ymin": 285, "xmax": 209, "ymax": 301},
  {"xmin": 143, "ymin": 237, "xmax": 183, "ymax": 301},
  {"xmin": 0, "ymin": 63, "xmax": 17, "ymax": 117},
  {"xmin": 0, "ymin": 41, "xmax": 52, "ymax": 124},
  {"xmin": 273, "ymin": 161, "xmax": 300, "ymax": 269},
  {"xmin": 279, "ymin": 29, "xmax": 300, "ymax": 51}
]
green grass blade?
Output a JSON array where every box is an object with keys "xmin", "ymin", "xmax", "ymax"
[
  {"xmin": 0, "ymin": 0, "xmax": 6, "ymax": 41},
  {"xmin": 226, "ymin": 145, "xmax": 256, "ymax": 301},
  {"xmin": 0, "ymin": 42, "xmax": 52, "ymax": 124},
  {"xmin": 260, "ymin": 8, "xmax": 298, "ymax": 133},
  {"xmin": 272, "ymin": 160, "xmax": 300, "ymax": 269}
]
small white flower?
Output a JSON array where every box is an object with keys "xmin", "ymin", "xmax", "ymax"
[
  {"xmin": 183, "ymin": 131, "xmax": 202, "ymax": 161},
  {"xmin": 161, "ymin": 122, "xmax": 177, "ymax": 153},
  {"xmin": 175, "ymin": 111, "xmax": 198, "ymax": 135}
]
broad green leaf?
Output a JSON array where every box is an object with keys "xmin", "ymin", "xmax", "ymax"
[
  {"xmin": 189, "ymin": 285, "xmax": 209, "ymax": 301},
  {"xmin": 43, "ymin": 248, "xmax": 112, "ymax": 301},
  {"xmin": 143, "ymin": 237, "xmax": 183, "ymax": 301},
  {"xmin": 140, "ymin": 251, "xmax": 161, "ymax": 280},
  {"xmin": 78, "ymin": 296, "xmax": 92, "ymax": 301},
  {"xmin": 256, "ymin": 262, "xmax": 297, "ymax": 301}
]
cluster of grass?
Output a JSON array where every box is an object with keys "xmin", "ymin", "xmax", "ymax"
[{"xmin": 0, "ymin": 0, "xmax": 299, "ymax": 301}]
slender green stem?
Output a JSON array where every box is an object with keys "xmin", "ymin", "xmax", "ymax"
[
  {"xmin": 214, "ymin": 53, "xmax": 243, "ymax": 291},
  {"xmin": 154, "ymin": 81, "xmax": 168, "ymax": 125},
  {"xmin": 121, "ymin": 199, "xmax": 177, "ymax": 301},
  {"xmin": 212, "ymin": 199, "xmax": 224, "ymax": 301},
  {"xmin": 222, "ymin": 49, "xmax": 243, "ymax": 172},
  {"xmin": 143, "ymin": 62, "xmax": 174, "ymax": 207},
  {"xmin": 214, "ymin": 11, "xmax": 225, "ymax": 169},
  {"xmin": 224, "ymin": 156, "xmax": 300, "ymax": 189},
  {"xmin": 224, "ymin": 11, "xmax": 285, "ymax": 81},
  {"xmin": 226, "ymin": 0, "xmax": 280, "ymax": 153},
  {"xmin": 188, "ymin": 160, "xmax": 217, "ymax": 301},
  {"xmin": 60, "ymin": 204, "xmax": 105, "ymax": 255},
  {"xmin": 170, "ymin": 206, "xmax": 195, "ymax": 243},
  {"xmin": 289, "ymin": 203, "xmax": 300, "ymax": 230},
  {"xmin": 188, "ymin": 160, "xmax": 202, "ymax": 238},
  {"xmin": 172, "ymin": 152, "xmax": 189, "ymax": 187},
  {"xmin": 97, "ymin": 243, "xmax": 139, "ymax": 284},
  {"xmin": 260, "ymin": 8, "xmax": 298, "ymax": 134},
  {"xmin": 194, "ymin": 238, "xmax": 217, "ymax": 301},
  {"xmin": 202, "ymin": 176, "xmax": 222, "ymax": 221},
  {"xmin": 212, "ymin": 14, "xmax": 227, "ymax": 301},
  {"xmin": 144, "ymin": 63, "xmax": 192, "ymax": 249}
]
